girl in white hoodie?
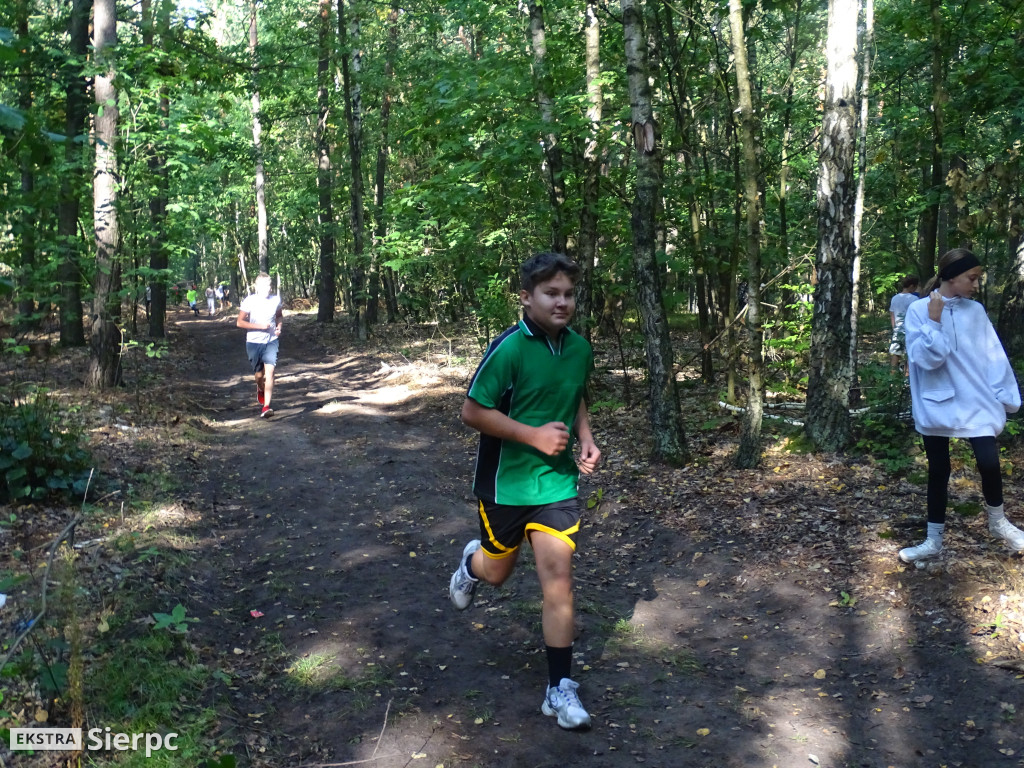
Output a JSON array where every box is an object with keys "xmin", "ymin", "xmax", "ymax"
[{"xmin": 900, "ymin": 248, "xmax": 1024, "ymax": 562}]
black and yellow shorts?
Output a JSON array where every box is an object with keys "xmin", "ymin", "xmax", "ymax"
[{"xmin": 476, "ymin": 497, "xmax": 581, "ymax": 559}]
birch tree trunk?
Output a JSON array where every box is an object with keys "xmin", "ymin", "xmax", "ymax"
[
  {"xmin": 806, "ymin": 0, "xmax": 858, "ymax": 451},
  {"xmin": 316, "ymin": 0, "xmax": 336, "ymax": 322},
  {"xmin": 622, "ymin": 0, "xmax": 688, "ymax": 465},
  {"xmin": 575, "ymin": 0, "xmax": 601, "ymax": 338},
  {"xmin": 89, "ymin": 0, "xmax": 122, "ymax": 389},
  {"xmin": 728, "ymin": 0, "xmax": 765, "ymax": 469},
  {"xmin": 250, "ymin": 0, "xmax": 269, "ymax": 273},
  {"xmin": 57, "ymin": 0, "xmax": 89, "ymax": 347},
  {"xmin": 527, "ymin": 1, "xmax": 567, "ymax": 254},
  {"xmin": 850, "ymin": 0, "xmax": 874, "ymax": 400}
]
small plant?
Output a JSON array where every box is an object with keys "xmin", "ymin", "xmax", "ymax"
[
  {"xmin": 585, "ymin": 487, "xmax": 604, "ymax": 510},
  {"xmin": 0, "ymin": 389, "xmax": 93, "ymax": 502},
  {"xmin": 152, "ymin": 604, "xmax": 198, "ymax": 633},
  {"xmin": 838, "ymin": 590, "xmax": 856, "ymax": 608}
]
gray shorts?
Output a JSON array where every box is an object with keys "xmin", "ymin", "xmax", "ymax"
[{"xmin": 246, "ymin": 339, "xmax": 279, "ymax": 372}]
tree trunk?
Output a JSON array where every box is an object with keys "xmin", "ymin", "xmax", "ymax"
[
  {"xmin": 622, "ymin": 0, "xmax": 688, "ymax": 466},
  {"xmin": 316, "ymin": 0, "xmax": 336, "ymax": 323},
  {"xmin": 527, "ymin": 1, "xmax": 567, "ymax": 254},
  {"xmin": 339, "ymin": 0, "xmax": 367, "ymax": 339},
  {"xmin": 250, "ymin": 0, "xmax": 269, "ymax": 273},
  {"xmin": 57, "ymin": 0, "xmax": 89, "ymax": 347},
  {"xmin": 575, "ymin": 0, "xmax": 602, "ymax": 339},
  {"xmin": 145, "ymin": 0, "xmax": 171, "ymax": 339},
  {"xmin": 15, "ymin": 1, "xmax": 37, "ymax": 328},
  {"xmin": 89, "ymin": 0, "xmax": 122, "ymax": 389},
  {"xmin": 806, "ymin": 0, "xmax": 858, "ymax": 451},
  {"xmin": 728, "ymin": 0, "xmax": 765, "ymax": 469},
  {"xmin": 376, "ymin": 0, "xmax": 400, "ymax": 324},
  {"xmin": 916, "ymin": 0, "xmax": 944, "ymax": 280},
  {"xmin": 850, "ymin": 0, "xmax": 874, "ymax": 403}
]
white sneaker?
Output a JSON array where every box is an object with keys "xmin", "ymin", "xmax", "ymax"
[
  {"xmin": 449, "ymin": 540, "xmax": 480, "ymax": 610},
  {"xmin": 899, "ymin": 537, "xmax": 943, "ymax": 563},
  {"xmin": 990, "ymin": 518, "xmax": 1024, "ymax": 552},
  {"xmin": 541, "ymin": 678, "xmax": 591, "ymax": 730}
]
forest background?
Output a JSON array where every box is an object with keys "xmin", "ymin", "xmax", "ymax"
[
  {"xmin": 2, "ymin": 0, "xmax": 1024, "ymax": 459},
  {"xmin": 2, "ymin": 0, "xmax": 1024, "ymax": 765}
]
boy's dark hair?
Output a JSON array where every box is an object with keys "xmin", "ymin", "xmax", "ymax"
[
  {"xmin": 520, "ymin": 252, "xmax": 580, "ymax": 292},
  {"xmin": 901, "ymin": 274, "xmax": 919, "ymax": 289}
]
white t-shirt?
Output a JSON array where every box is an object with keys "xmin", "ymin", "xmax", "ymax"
[
  {"xmin": 889, "ymin": 292, "xmax": 917, "ymax": 324},
  {"xmin": 241, "ymin": 293, "xmax": 281, "ymax": 344}
]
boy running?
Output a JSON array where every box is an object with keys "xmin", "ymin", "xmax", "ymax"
[
  {"xmin": 237, "ymin": 273, "xmax": 283, "ymax": 419},
  {"xmin": 449, "ymin": 252, "xmax": 601, "ymax": 730}
]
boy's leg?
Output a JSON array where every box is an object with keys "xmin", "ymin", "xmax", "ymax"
[
  {"xmin": 533, "ymin": 530, "xmax": 590, "ymax": 730},
  {"xmin": 532, "ymin": 532, "xmax": 574, "ymax": 647},
  {"xmin": 262, "ymin": 363, "xmax": 276, "ymax": 413}
]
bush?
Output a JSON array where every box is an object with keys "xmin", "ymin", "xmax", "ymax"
[
  {"xmin": 0, "ymin": 390, "xmax": 93, "ymax": 503},
  {"xmin": 852, "ymin": 363, "xmax": 917, "ymax": 473}
]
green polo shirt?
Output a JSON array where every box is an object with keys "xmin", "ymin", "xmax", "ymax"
[{"xmin": 467, "ymin": 314, "xmax": 593, "ymax": 505}]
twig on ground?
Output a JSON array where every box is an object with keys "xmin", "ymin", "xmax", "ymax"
[{"xmin": 0, "ymin": 469, "xmax": 93, "ymax": 675}]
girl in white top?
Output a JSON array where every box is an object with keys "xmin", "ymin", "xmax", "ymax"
[{"xmin": 900, "ymin": 248, "xmax": 1024, "ymax": 562}]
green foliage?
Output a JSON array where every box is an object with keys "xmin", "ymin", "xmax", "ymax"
[
  {"xmin": 0, "ymin": 390, "xmax": 93, "ymax": 503},
  {"xmin": 151, "ymin": 604, "xmax": 198, "ymax": 634},
  {"xmin": 473, "ymin": 273, "xmax": 518, "ymax": 346},
  {"xmin": 851, "ymin": 364, "xmax": 916, "ymax": 474}
]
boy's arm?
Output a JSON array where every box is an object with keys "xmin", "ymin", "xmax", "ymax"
[
  {"xmin": 461, "ymin": 397, "xmax": 570, "ymax": 457},
  {"xmin": 573, "ymin": 400, "xmax": 601, "ymax": 475}
]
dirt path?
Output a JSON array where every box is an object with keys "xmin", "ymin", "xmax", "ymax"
[{"xmin": 173, "ymin": 311, "xmax": 1024, "ymax": 768}]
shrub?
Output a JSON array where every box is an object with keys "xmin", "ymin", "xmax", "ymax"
[{"xmin": 0, "ymin": 389, "xmax": 93, "ymax": 503}]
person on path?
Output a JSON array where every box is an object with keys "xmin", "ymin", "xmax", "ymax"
[
  {"xmin": 899, "ymin": 248, "xmax": 1024, "ymax": 563},
  {"xmin": 205, "ymin": 285, "xmax": 216, "ymax": 316},
  {"xmin": 215, "ymin": 283, "xmax": 224, "ymax": 311},
  {"xmin": 888, "ymin": 274, "xmax": 919, "ymax": 373},
  {"xmin": 237, "ymin": 273, "xmax": 283, "ymax": 419},
  {"xmin": 145, "ymin": 284, "xmax": 152, "ymax": 317},
  {"xmin": 186, "ymin": 285, "xmax": 200, "ymax": 316},
  {"xmin": 448, "ymin": 252, "xmax": 601, "ymax": 730}
]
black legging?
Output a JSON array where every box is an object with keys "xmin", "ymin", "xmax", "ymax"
[{"xmin": 922, "ymin": 435, "xmax": 1002, "ymax": 524}]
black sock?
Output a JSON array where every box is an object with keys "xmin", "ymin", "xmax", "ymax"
[
  {"xmin": 464, "ymin": 553, "xmax": 477, "ymax": 581},
  {"xmin": 546, "ymin": 645, "xmax": 573, "ymax": 688}
]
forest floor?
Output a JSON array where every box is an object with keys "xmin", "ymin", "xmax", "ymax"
[{"xmin": 3, "ymin": 305, "xmax": 1024, "ymax": 768}]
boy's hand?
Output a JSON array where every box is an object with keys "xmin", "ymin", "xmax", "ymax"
[
  {"xmin": 534, "ymin": 422, "xmax": 570, "ymax": 456},
  {"xmin": 576, "ymin": 440, "xmax": 601, "ymax": 475}
]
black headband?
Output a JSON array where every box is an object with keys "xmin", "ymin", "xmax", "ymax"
[{"xmin": 939, "ymin": 253, "xmax": 980, "ymax": 280}]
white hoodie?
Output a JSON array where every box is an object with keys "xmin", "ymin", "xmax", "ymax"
[{"xmin": 905, "ymin": 294, "xmax": 1020, "ymax": 437}]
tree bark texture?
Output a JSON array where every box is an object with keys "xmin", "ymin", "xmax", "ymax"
[
  {"xmin": 89, "ymin": 0, "xmax": 122, "ymax": 389},
  {"xmin": 528, "ymin": 1, "xmax": 567, "ymax": 254},
  {"xmin": 145, "ymin": 0, "xmax": 171, "ymax": 339},
  {"xmin": 339, "ymin": 0, "xmax": 367, "ymax": 339},
  {"xmin": 575, "ymin": 0, "xmax": 602, "ymax": 339},
  {"xmin": 375, "ymin": 0, "xmax": 400, "ymax": 324},
  {"xmin": 250, "ymin": 0, "xmax": 269, "ymax": 273},
  {"xmin": 622, "ymin": 0, "xmax": 688, "ymax": 466},
  {"xmin": 316, "ymin": 0, "xmax": 336, "ymax": 323},
  {"xmin": 728, "ymin": 0, "xmax": 765, "ymax": 469},
  {"xmin": 806, "ymin": 0, "xmax": 858, "ymax": 451},
  {"xmin": 57, "ymin": 0, "xmax": 90, "ymax": 347}
]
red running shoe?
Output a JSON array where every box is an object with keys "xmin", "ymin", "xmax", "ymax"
[
  {"xmin": 261, "ymin": 406, "xmax": 273, "ymax": 419},
  {"xmin": 256, "ymin": 386, "xmax": 265, "ymax": 406}
]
